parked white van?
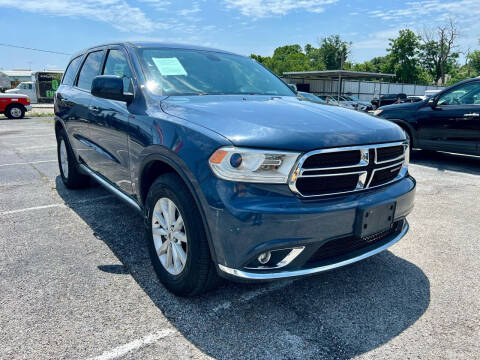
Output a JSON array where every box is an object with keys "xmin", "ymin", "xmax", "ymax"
[{"xmin": 5, "ymin": 82, "xmax": 37, "ymax": 103}]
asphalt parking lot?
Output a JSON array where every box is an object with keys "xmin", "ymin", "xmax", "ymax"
[{"xmin": 0, "ymin": 116, "xmax": 479, "ymax": 360}]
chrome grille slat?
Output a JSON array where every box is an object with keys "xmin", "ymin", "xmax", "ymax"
[{"xmin": 289, "ymin": 142, "xmax": 408, "ymax": 197}]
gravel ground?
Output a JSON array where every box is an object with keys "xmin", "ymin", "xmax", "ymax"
[{"xmin": 0, "ymin": 117, "xmax": 479, "ymax": 360}]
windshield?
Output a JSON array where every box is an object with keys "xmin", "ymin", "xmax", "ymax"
[{"xmin": 136, "ymin": 48, "xmax": 295, "ymax": 97}]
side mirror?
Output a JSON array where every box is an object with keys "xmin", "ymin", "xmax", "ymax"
[
  {"xmin": 287, "ymin": 83, "xmax": 298, "ymax": 93},
  {"xmin": 427, "ymin": 97, "xmax": 437, "ymax": 108},
  {"xmin": 91, "ymin": 75, "xmax": 134, "ymax": 103}
]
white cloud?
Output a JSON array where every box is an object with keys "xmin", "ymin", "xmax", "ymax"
[
  {"xmin": 353, "ymin": 29, "xmax": 400, "ymax": 50},
  {"xmin": 0, "ymin": 0, "xmax": 159, "ymax": 33},
  {"xmin": 223, "ymin": 0, "xmax": 338, "ymax": 18},
  {"xmin": 368, "ymin": 0, "xmax": 480, "ymax": 23},
  {"xmin": 358, "ymin": 0, "xmax": 480, "ymax": 56},
  {"xmin": 138, "ymin": 0, "xmax": 171, "ymax": 11}
]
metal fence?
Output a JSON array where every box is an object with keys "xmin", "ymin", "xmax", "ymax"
[{"xmin": 282, "ymin": 77, "xmax": 444, "ymax": 101}]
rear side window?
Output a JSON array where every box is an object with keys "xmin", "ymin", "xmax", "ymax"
[
  {"xmin": 62, "ymin": 56, "xmax": 83, "ymax": 86},
  {"xmin": 77, "ymin": 51, "xmax": 104, "ymax": 91}
]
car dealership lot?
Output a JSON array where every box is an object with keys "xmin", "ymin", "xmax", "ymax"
[{"xmin": 0, "ymin": 117, "xmax": 479, "ymax": 360}]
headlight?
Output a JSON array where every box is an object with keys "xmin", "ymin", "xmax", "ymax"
[
  {"xmin": 373, "ymin": 109, "xmax": 383, "ymax": 116},
  {"xmin": 209, "ymin": 147, "xmax": 301, "ymax": 183},
  {"xmin": 404, "ymin": 143, "xmax": 410, "ymax": 166}
]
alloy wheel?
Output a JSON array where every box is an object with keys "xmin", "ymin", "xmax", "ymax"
[
  {"xmin": 59, "ymin": 139, "xmax": 69, "ymax": 179},
  {"xmin": 152, "ymin": 197, "xmax": 188, "ymax": 275}
]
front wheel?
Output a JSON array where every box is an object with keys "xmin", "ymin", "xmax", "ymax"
[
  {"xmin": 5, "ymin": 105, "xmax": 25, "ymax": 119},
  {"xmin": 145, "ymin": 173, "xmax": 219, "ymax": 296}
]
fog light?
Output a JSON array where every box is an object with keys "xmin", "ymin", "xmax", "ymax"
[{"xmin": 258, "ymin": 251, "xmax": 271, "ymax": 264}]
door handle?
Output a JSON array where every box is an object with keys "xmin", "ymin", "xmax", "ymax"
[
  {"xmin": 88, "ymin": 105, "xmax": 100, "ymax": 112},
  {"xmin": 463, "ymin": 113, "xmax": 479, "ymax": 117}
]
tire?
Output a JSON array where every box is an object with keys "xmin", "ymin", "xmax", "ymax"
[
  {"xmin": 56, "ymin": 128, "xmax": 90, "ymax": 189},
  {"xmin": 5, "ymin": 104, "xmax": 25, "ymax": 119},
  {"xmin": 145, "ymin": 173, "xmax": 219, "ymax": 296}
]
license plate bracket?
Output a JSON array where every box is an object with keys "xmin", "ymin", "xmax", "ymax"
[{"xmin": 356, "ymin": 202, "xmax": 396, "ymax": 238}]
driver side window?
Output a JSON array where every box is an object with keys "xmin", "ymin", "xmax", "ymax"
[
  {"xmin": 437, "ymin": 81, "xmax": 480, "ymax": 106},
  {"xmin": 103, "ymin": 49, "xmax": 133, "ymax": 93}
]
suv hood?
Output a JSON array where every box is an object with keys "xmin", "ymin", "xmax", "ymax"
[{"xmin": 161, "ymin": 95, "xmax": 405, "ymax": 151}]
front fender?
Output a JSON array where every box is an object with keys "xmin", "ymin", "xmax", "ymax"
[
  {"xmin": 135, "ymin": 146, "xmax": 221, "ymax": 263},
  {"xmin": 386, "ymin": 119, "xmax": 417, "ymax": 147}
]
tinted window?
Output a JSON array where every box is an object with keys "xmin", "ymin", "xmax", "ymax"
[
  {"xmin": 103, "ymin": 49, "xmax": 133, "ymax": 92},
  {"xmin": 104, "ymin": 49, "xmax": 132, "ymax": 77},
  {"xmin": 137, "ymin": 48, "xmax": 294, "ymax": 96},
  {"xmin": 437, "ymin": 82, "xmax": 480, "ymax": 106},
  {"xmin": 77, "ymin": 51, "xmax": 104, "ymax": 91},
  {"xmin": 62, "ymin": 56, "xmax": 83, "ymax": 86}
]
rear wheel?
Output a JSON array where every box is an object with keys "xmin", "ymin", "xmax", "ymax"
[
  {"xmin": 56, "ymin": 128, "xmax": 90, "ymax": 189},
  {"xmin": 145, "ymin": 173, "xmax": 219, "ymax": 296},
  {"xmin": 5, "ymin": 105, "xmax": 25, "ymax": 119}
]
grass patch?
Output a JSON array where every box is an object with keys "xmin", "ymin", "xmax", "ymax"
[{"xmin": 29, "ymin": 112, "xmax": 55, "ymax": 117}]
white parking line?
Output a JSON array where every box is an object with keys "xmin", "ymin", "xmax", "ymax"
[
  {"xmin": 0, "ymin": 195, "xmax": 115, "ymax": 215},
  {"xmin": 16, "ymin": 145, "xmax": 57, "ymax": 150},
  {"xmin": 0, "ymin": 160, "xmax": 57, "ymax": 167},
  {"xmin": 0, "ymin": 134, "xmax": 54, "ymax": 139},
  {"xmin": 1, "ymin": 204, "xmax": 64, "ymax": 215},
  {"xmin": 87, "ymin": 329, "xmax": 175, "ymax": 360}
]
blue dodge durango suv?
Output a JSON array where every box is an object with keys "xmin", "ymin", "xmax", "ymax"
[{"xmin": 54, "ymin": 42, "xmax": 416, "ymax": 296}]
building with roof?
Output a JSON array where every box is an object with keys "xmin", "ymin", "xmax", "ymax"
[{"xmin": 282, "ymin": 70, "xmax": 443, "ymax": 101}]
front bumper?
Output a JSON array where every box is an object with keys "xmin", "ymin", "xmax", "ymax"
[
  {"xmin": 219, "ymin": 221, "xmax": 408, "ymax": 280},
  {"xmin": 25, "ymin": 105, "xmax": 32, "ymax": 111},
  {"xmin": 200, "ymin": 174, "xmax": 415, "ymax": 281}
]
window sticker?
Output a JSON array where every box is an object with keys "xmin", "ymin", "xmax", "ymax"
[{"xmin": 152, "ymin": 57, "xmax": 187, "ymax": 76}]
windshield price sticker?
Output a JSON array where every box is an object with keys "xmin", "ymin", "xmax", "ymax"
[{"xmin": 152, "ymin": 57, "xmax": 188, "ymax": 76}]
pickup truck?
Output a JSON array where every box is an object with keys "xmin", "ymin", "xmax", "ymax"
[{"xmin": 0, "ymin": 93, "xmax": 31, "ymax": 119}]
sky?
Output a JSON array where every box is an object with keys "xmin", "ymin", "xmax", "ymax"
[{"xmin": 0, "ymin": 0, "xmax": 479, "ymax": 71}]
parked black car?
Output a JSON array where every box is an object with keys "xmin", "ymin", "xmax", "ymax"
[
  {"xmin": 54, "ymin": 42, "xmax": 415, "ymax": 296},
  {"xmin": 374, "ymin": 77, "xmax": 480, "ymax": 156},
  {"xmin": 371, "ymin": 93, "xmax": 407, "ymax": 109}
]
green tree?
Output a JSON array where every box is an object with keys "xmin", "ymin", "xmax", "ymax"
[
  {"xmin": 251, "ymin": 45, "xmax": 312, "ymax": 75},
  {"xmin": 317, "ymin": 35, "xmax": 352, "ymax": 70},
  {"xmin": 304, "ymin": 44, "xmax": 326, "ymax": 70},
  {"xmin": 419, "ymin": 20, "xmax": 459, "ymax": 84},
  {"xmin": 468, "ymin": 50, "xmax": 480, "ymax": 75},
  {"xmin": 387, "ymin": 29, "xmax": 421, "ymax": 83}
]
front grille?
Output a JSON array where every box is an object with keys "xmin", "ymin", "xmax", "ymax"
[
  {"xmin": 290, "ymin": 143, "xmax": 407, "ymax": 197},
  {"xmin": 296, "ymin": 174, "xmax": 359, "ymax": 196},
  {"xmin": 302, "ymin": 150, "xmax": 361, "ymax": 169},
  {"xmin": 307, "ymin": 221, "xmax": 401, "ymax": 264},
  {"xmin": 370, "ymin": 165, "xmax": 402, "ymax": 187},
  {"xmin": 376, "ymin": 145, "xmax": 404, "ymax": 163}
]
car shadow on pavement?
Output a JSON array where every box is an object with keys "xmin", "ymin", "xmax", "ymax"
[
  {"xmin": 411, "ymin": 149, "xmax": 480, "ymax": 176},
  {"xmin": 56, "ymin": 176, "xmax": 430, "ymax": 360}
]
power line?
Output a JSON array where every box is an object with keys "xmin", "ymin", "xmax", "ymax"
[{"xmin": 0, "ymin": 43, "xmax": 71, "ymax": 56}]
